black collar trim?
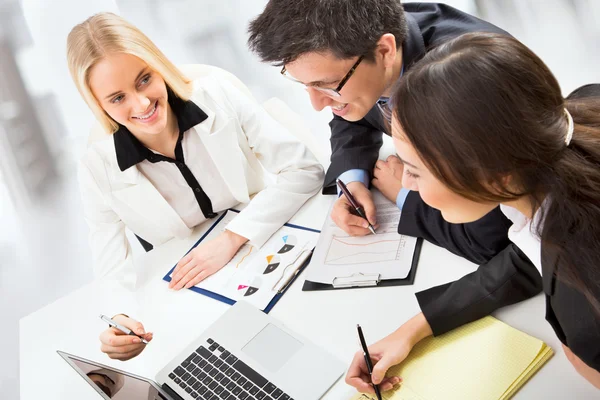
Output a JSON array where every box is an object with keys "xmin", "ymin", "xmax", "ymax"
[{"xmin": 113, "ymin": 88, "xmax": 208, "ymax": 171}]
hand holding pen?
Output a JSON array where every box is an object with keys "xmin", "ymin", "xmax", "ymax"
[
  {"xmin": 336, "ymin": 179, "xmax": 377, "ymax": 235},
  {"xmin": 99, "ymin": 314, "xmax": 153, "ymax": 361},
  {"xmin": 345, "ymin": 325, "xmax": 404, "ymax": 397}
]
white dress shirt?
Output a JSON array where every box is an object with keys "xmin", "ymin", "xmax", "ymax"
[
  {"xmin": 500, "ymin": 204, "xmax": 544, "ymax": 274},
  {"xmin": 137, "ymin": 130, "xmax": 237, "ymax": 230}
]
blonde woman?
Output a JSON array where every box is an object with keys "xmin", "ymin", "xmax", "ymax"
[{"xmin": 68, "ymin": 13, "xmax": 323, "ymax": 360}]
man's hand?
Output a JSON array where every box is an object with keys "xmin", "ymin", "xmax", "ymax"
[
  {"xmin": 331, "ymin": 181, "xmax": 377, "ymax": 236},
  {"xmin": 169, "ymin": 230, "xmax": 248, "ymax": 290},
  {"xmin": 372, "ymin": 155, "xmax": 404, "ymax": 203}
]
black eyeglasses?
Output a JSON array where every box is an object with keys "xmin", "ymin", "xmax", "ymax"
[{"xmin": 281, "ymin": 55, "xmax": 364, "ymax": 98}]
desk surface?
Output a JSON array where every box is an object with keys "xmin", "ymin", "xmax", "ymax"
[{"xmin": 20, "ymin": 194, "xmax": 597, "ymax": 399}]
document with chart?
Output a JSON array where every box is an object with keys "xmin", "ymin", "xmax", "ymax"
[
  {"xmin": 306, "ymin": 190, "xmax": 418, "ymax": 285},
  {"xmin": 164, "ymin": 210, "xmax": 319, "ymax": 311}
]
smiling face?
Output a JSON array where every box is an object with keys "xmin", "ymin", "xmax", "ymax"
[
  {"xmin": 88, "ymin": 52, "xmax": 171, "ymax": 138},
  {"xmin": 282, "ymin": 35, "xmax": 400, "ymax": 122},
  {"xmin": 391, "ymin": 117, "xmax": 499, "ymax": 224}
]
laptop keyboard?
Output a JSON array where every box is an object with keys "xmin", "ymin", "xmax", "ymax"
[{"xmin": 168, "ymin": 338, "xmax": 294, "ymax": 400}]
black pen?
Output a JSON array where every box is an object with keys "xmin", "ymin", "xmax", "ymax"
[
  {"xmin": 357, "ymin": 324, "xmax": 382, "ymax": 400},
  {"xmin": 336, "ymin": 179, "xmax": 376, "ymax": 234}
]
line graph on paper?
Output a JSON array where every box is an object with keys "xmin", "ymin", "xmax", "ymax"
[{"xmin": 324, "ymin": 234, "xmax": 408, "ymax": 265}]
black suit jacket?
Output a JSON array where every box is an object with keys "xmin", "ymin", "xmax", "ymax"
[
  {"xmin": 324, "ymin": 3, "xmax": 543, "ymax": 335},
  {"xmin": 542, "ymin": 247, "xmax": 600, "ymax": 372},
  {"xmin": 324, "ymin": 2, "xmax": 511, "ymax": 190},
  {"xmin": 542, "ymin": 81, "xmax": 600, "ymax": 371}
]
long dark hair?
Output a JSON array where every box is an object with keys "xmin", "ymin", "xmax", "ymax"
[{"xmin": 391, "ymin": 32, "xmax": 600, "ymax": 310}]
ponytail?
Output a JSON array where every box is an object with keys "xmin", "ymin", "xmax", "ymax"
[
  {"xmin": 540, "ymin": 85, "xmax": 600, "ymax": 313},
  {"xmin": 388, "ymin": 32, "xmax": 600, "ymax": 314}
]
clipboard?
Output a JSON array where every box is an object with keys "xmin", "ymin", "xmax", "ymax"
[
  {"xmin": 302, "ymin": 237, "xmax": 423, "ymax": 291},
  {"xmin": 162, "ymin": 210, "xmax": 319, "ymax": 313}
]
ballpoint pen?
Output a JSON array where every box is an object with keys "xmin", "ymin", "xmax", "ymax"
[
  {"xmin": 336, "ymin": 179, "xmax": 377, "ymax": 235},
  {"xmin": 99, "ymin": 314, "xmax": 149, "ymax": 344},
  {"xmin": 272, "ymin": 247, "xmax": 312, "ymax": 293},
  {"xmin": 357, "ymin": 324, "xmax": 382, "ymax": 400}
]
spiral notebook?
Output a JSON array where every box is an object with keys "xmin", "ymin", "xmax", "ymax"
[{"xmin": 350, "ymin": 316, "xmax": 553, "ymax": 400}]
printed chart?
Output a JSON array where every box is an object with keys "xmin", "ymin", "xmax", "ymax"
[
  {"xmin": 325, "ymin": 234, "xmax": 407, "ymax": 265},
  {"xmin": 277, "ymin": 235, "xmax": 297, "ymax": 254},
  {"xmin": 169, "ymin": 210, "xmax": 319, "ymax": 310},
  {"xmin": 263, "ymin": 255, "xmax": 281, "ymax": 274},
  {"xmin": 306, "ymin": 189, "xmax": 418, "ymax": 284}
]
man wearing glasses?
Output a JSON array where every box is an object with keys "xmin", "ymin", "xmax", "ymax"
[
  {"xmin": 249, "ymin": 0, "xmax": 513, "ymax": 233},
  {"xmin": 248, "ymin": 0, "xmax": 542, "ymax": 377}
]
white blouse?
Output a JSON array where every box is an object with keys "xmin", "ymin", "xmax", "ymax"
[
  {"xmin": 137, "ymin": 130, "xmax": 238, "ymax": 229},
  {"xmin": 500, "ymin": 204, "xmax": 544, "ymax": 274}
]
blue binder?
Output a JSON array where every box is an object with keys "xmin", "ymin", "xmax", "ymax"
[{"xmin": 162, "ymin": 210, "xmax": 319, "ymax": 314}]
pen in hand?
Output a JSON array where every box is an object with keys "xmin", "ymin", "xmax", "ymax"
[
  {"xmin": 357, "ymin": 324, "xmax": 383, "ymax": 400},
  {"xmin": 100, "ymin": 314, "xmax": 149, "ymax": 344},
  {"xmin": 336, "ymin": 179, "xmax": 377, "ymax": 235}
]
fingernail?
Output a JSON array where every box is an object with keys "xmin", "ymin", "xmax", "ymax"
[
  {"xmin": 137, "ymin": 328, "xmax": 145, "ymax": 335},
  {"xmin": 133, "ymin": 338, "xmax": 141, "ymax": 343}
]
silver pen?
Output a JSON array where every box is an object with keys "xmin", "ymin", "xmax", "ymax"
[
  {"xmin": 272, "ymin": 248, "xmax": 313, "ymax": 293},
  {"xmin": 99, "ymin": 314, "xmax": 149, "ymax": 344}
]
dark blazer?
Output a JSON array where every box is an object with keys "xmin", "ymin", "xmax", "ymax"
[
  {"xmin": 542, "ymin": 247, "xmax": 600, "ymax": 372},
  {"xmin": 324, "ymin": 2, "xmax": 511, "ymax": 190},
  {"xmin": 544, "ymin": 84, "xmax": 600, "ymax": 372},
  {"xmin": 324, "ymin": 3, "xmax": 543, "ymax": 335}
]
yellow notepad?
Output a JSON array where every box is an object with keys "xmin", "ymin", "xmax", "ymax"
[{"xmin": 350, "ymin": 316, "xmax": 553, "ymax": 400}]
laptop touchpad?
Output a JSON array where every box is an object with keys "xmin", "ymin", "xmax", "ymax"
[{"xmin": 242, "ymin": 323, "xmax": 303, "ymax": 372}]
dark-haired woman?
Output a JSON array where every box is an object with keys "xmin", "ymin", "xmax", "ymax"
[{"xmin": 346, "ymin": 32, "xmax": 600, "ymax": 392}]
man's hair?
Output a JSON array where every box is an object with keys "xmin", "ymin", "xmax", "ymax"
[{"xmin": 248, "ymin": 0, "xmax": 407, "ymax": 66}]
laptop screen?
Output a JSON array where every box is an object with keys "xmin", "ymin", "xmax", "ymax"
[{"xmin": 62, "ymin": 353, "xmax": 169, "ymax": 400}]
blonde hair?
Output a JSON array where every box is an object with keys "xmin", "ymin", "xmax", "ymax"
[{"xmin": 67, "ymin": 12, "xmax": 193, "ymax": 133}]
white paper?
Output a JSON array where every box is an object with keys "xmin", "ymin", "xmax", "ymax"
[
  {"xmin": 306, "ymin": 190, "xmax": 418, "ymax": 284},
  {"xmin": 171, "ymin": 210, "xmax": 319, "ymax": 310}
]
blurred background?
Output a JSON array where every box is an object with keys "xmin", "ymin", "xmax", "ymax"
[{"xmin": 1, "ymin": 0, "xmax": 598, "ymax": 397}]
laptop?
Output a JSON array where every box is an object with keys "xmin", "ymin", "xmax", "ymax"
[{"xmin": 59, "ymin": 301, "xmax": 345, "ymax": 399}]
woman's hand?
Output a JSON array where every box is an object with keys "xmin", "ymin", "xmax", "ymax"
[
  {"xmin": 345, "ymin": 313, "xmax": 433, "ymax": 394},
  {"xmin": 563, "ymin": 344, "xmax": 600, "ymax": 389},
  {"xmin": 169, "ymin": 230, "xmax": 248, "ymax": 290},
  {"xmin": 372, "ymin": 155, "xmax": 404, "ymax": 203},
  {"xmin": 99, "ymin": 314, "xmax": 153, "ymax": 361}
]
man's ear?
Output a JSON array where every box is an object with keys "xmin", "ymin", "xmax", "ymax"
[{"xmin": 375, "ymin": 33, "xmax": 397, "ymax": 68}]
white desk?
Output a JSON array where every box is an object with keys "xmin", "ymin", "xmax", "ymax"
[{"xmin": 20, "ymin": 194, "xmax": 597, "ymax": 399}]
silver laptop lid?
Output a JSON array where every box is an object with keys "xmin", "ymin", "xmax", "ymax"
[{"xmin": 58, "ymin": 351, "xmax": 175, "ymax": 400}]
